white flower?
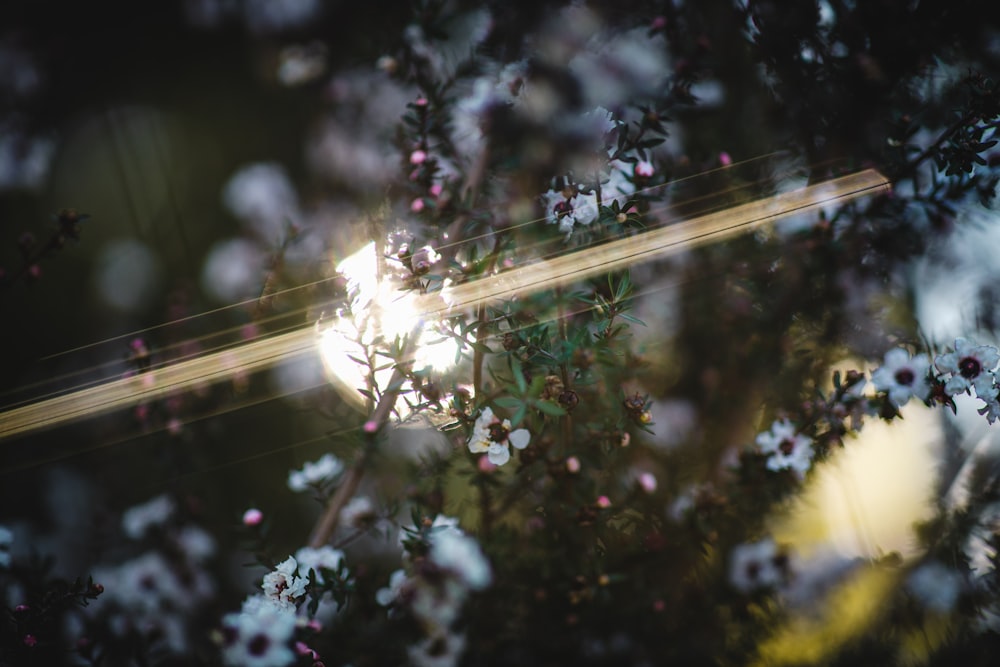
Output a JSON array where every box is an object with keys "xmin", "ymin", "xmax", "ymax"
[
  {"xmin": 871, "ymin": 348, "xmax": 931, "ymax": 407},
  {"xmin": 340, "ymin": 496, "xmax": 376, "ymax": 528},
  {"xmin": 980, "ymin": 383, "xmax": 1000, "ymax": 424},
  {"xmin": 0, "ymin": 525, "xmax": 11, "ymax": 568},
  {"xmin": 175, "ymin": 525, "xmax": 216, "ymax": 562},
  {"xmin": 287, "ymin": 453, "xmax": 344, "ymax": 492},
  {"xmin": 262, "ymin": 557, "xmax": 308, "ymax": 611},
  {"xmin": 375, "ymin": 569, "xmax": 409, "ymax": 607},
  {"xmin": 429, "ymin": 530, "xmax": 492, "ymax": 591},
  {"xmin": 755, "ymin": 419, "xmax": 814, "ymax": 478},
  {"xmin": 221, "ymin": 604, "xmax": 296, "ymax": 667},
  {"xmin": 467, "ymin": 407, "xmax": 530, "ymax": 466},
  {"xmin": 294, "ymin": 546, "xmax": 344, "ymax": 584},
  {"xmin": 122, "ymin": 494, "xmax": 175, "ymax": 540},
  {"xmin": 935, "ymin": 337, "xmax": 1000, "ymax": 397},
  {"xmin": 729, "ymin": 538, "xmax": 791, "ymax": 592}
]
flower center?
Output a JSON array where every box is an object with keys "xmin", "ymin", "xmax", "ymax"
[
  {"xmin": 745, "ymin": 562, "xmax": 761, "ymax": 581},
  {"xmin": 959, "ymin": 356, "xmax": 982, "ymax": 379},
  {"xmin": 894, "ymin": 368, "xmax": 915, "ymax": 386},
  {"xmin": 488, "ymin": 422, "xmax": 510, "ymax": 443},
  {"xmin": 247, "ymin": 634, "xmax": 271, "ymax": 656},
  {"xmin": 779, "ymin": 438, "xmax": 796, "ymax": 456}
]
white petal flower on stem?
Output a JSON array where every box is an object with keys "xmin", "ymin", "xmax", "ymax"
[
  {"xmin": 935, "ymin": 337, "xmax": 1000, "ymax": 397},
  {"xmin": 262, "ymin": 557, "xmax": 307, "ymax": 611},
  {"xmin": 755, "ymin": 419, "xmax": 814, "ymax": 478},
  {"xmin": 287, "ymin": 453, "xmax": 344, "ymax": 492},
  {"xmin": 375, "ymin": 569, "xmax": 409, "ymax": 607},
  {"xmin": 871, "ymin": 347, "xmax": 931, "ymax": 407},
  {"xmin": 467, "ymin": 407, "xmax": 530, "ymax": 467}
]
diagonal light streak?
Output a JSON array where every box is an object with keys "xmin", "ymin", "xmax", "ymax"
[{"xmin": 0, "ymin": 169, "xmax": 889, "ymax": 442}]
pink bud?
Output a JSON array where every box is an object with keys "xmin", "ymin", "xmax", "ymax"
[
  {"xmin": 596, "ymin": 495, "xmax": 611, "ymax": 509},
  {"xmin": 306, "ymin": 619, "xmax": 323, "ymax": 632},
  {"xmin": 410, "ymin": 150, "xmax": 427, "ymax": 165},
  {"xmin": 241, "ymin": 323, "xmax": 259, "ymax": 340},
  {"xmin": 14, "ymin": 605, "xmax": 29, "ymax": 613},
  {"xmin": 242, "ymin": 508, "xmax": 263, "ymax": 526},
  {"xmin": 652, "ymin": 599, "xmax": 665, "ymax": 612},
  {"xmin": 651, "ymin": 16, "xmax": 667, "ymax": 30},
  {"xmin": 410, "ymin": 198, "xmax": 425, "ymax": 213},
  {"xmin": 23, "ymin": 635, "xmax": 37, "ymax": 648},
  {"xmin": 478, "ymin": 456, "xmax": 497, "ymax": 473},
  {"xmin": 414, "ymin": 97, "xmax": 428, "ymax": 107},
  {"xmin": 565, "ymin": 456, "xmax": 581, "ymax": 473},
  {"xmin": 638, "ymin": 472, "xmax": 657, "ymax": 493},
  {"xmin": 363, "ymin": 420, "xmax": 379, "ymax": 434},
  {"xmin": 167, "ymin": 418, "xmax": 183, "ymax": 436},
  {"xmin": 719, "ymin": 151, "xmax": 733, "ymax": 166},
  {"xmin": 27, "ymin": 264, "xmax": 41, "ymax": 280},
  {"xmin": 635, "ymin": 161, "xmax": 654, "ymax": 178},
  {"xmin": 429, "ymin": 183, "xmax": 443, "ymax": 197},
  {"xmin": 296, "ymin": 642, "xmax": 318, "ymax": 659}
]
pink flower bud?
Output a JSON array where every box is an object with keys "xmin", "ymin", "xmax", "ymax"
[
  {"xmin": 478, "ymin": 456, "xmax": 497, "ymax": 473},
  {"xmin": 242, "ymin": 508, "xmax": 263, "ymax": 526},
  {"xmin": 363, "ymin": 420, "xmax": 379, "ymax": 434},
  {"xmin": 719, "ymin": 151, "xmax": 733, "ymax": 166},
  {"xmin": 429, "ymin": 183, "xmax": 443, "ymax": 197},
  {"xmin": 414, "ymin": 97, "xmax": 428, "ymax": 107},
  {"xmin": 596, "ymin": 495, "xmax": 611, "ymax": 509},
  {"xmin": 410, "ymin": 150, "xmax": 427, "ymax": 165},
  {"xmin": 565, "ymin": 456, "xmax": 581, "ymax": 473},
  {"xmin": 638, "ymin": 472, "xmax": 657, "ymax": 493},
  {"xmin": 635, "ymin": 161, "xmax": 655, "ymax": 178},
  {"xmin": 651, "ymin": 16, "xmax": 667, "ymax": 30},
  {"xmin": 14, "ymin": 605, "xmax": 29, "ymax": 613},
  {"xmin": 23, "ymin": 635, "xmax": 37, "ymax": 648},
  {"xmin": 410, "ymin": 198, "xmax": 425, "ymax": 213}
]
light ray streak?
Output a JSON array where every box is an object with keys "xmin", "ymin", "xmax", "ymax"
[{"xmin": 0, "ymin": 169, "xmax": 889, "ymax": 442}]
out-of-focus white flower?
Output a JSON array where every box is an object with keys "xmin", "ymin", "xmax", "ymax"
[
  {"xmin": 376, "ymin": 569, "xmax": 409, "ymax": 607},
  {"xmin": 221, "ymin": 603, "xmax": 296, "ymax": 667},
  {"xmin": 408, "ymin": 631, "xmax": 467, "ymax": 667},
  {"xmin": 262, "ymin": 557, "xmax": 308, "ymax": 611},
  {"xmin": 755, "ymin": 419, "xmax": 814, "ymax": 478},
  {"xmin": 222, "ymin": 163, "xmax": 301, "ymax": 242},
  {"xmin": 0, "ymin": 526, "xmax": 12, "ymax": 568},
  {"xmin": 0, "ymin": 131, "xmax": 54, "ymax": 191},
  {"xmin": 122, "ymin": 495, "xmax": 175, "ymax": 540},
  {"xmin": 872, "ymin": 347, "xmax": 931, "ymax": 407},
  {"xmin": 340, "ymin": 496, "xmax": 377, "ymax": 528},
  {"xmin": 429, "ymin": 530, "xmax": 492, "ymax": 591},
  {"xmin": 294, "ymin": 546, "xmax": 344, "ymax": 584},
  {"xmin": 467, "ymin": 407, "xmax": 530, "ymax": 466},
  {"xmin": 935, "ymin": 337, "xmax": 1000, "ymax": 398},
  {"xmin": 287, "ymin": 453, "xmax": 344, "ymax": 492},
  {"xmin": 276, "ymin": 42, "xmax": 327, "ymax": 86},
  {"xmin": 175, "ymin": 525, "xmax": 216, "ymax": 562},
  {"xmin": 908, "ymin": 561, "xmax": 965, "ymax": 613},
  {"xmin": 729, "ymin": 537, "xmax": 791, "ymax": 593}
]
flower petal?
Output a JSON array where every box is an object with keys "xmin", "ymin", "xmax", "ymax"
[
  {"xmin": 487, "ymin": 443, "xmax": 510, "ymax": 466},
  {"xmin": 508, "ymin": 429, "xmax": 530, "ymax": 449}
]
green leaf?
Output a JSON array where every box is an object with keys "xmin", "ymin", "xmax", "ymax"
[
  {"xmin": 511, "ymin": 405, "xmax": 527, "ymax": 427},
  {"xmin": 534, "ymin": 400, "xmax": 566, "ymax": 417},
  {"xmin": 495, "ymin": 396, "xmax": 523, "ymax": 410}
]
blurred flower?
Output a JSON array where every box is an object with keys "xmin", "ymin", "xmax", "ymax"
[
  {"xmin": 288, "ymin": 453, "xmax": 344, "ymax": 492},
  {"xmin": 243, "ymin": 508, "xmax": 264, "ymax": 526},
  {"xmin": 755, "ymin": 419, "xmax": 814, "ymax": 478},
  {"xmin": 467, "ymin": 407, "xmax": 530, "ymax": 466},
  {"xmin": 221, "ymin": 603, "xmax": 296, "ymax": 667},
  {"xmin": 729, "ymin": 538, "xmax": 792, "ymax": 592},
  {"xmin": 376, "ymin": 569, "xmax": 409, "ymax": 607},
  {"xmin": 176, "ymin": 525, "xmax": 216, "ymax": 562},
  {"xmin": 262, "ymin": 557, "xmax": 308, "ymax": 611},
  {"xmin": 871, "ymin": 347, "xmax": 931, "ymax": 406},
  {"xmin": 294, "ymin": 546, "xmax": 344, "ymax": 584},
  {"xmin": 122, "ymin": 494, "xmax": 175, "ymax": 540},
  {"xmin": 243, "ymin": 0, "xmax": 321, "ymax": 35},
  {"xmin": 222, "ymin": 163, "xmax": 301, "ymax": 242},
  {"xmin": 429, "ymin": 530, "xmax": 492, "ymax": 591},
  {"xmin": 0, "ymin": 525, "xmax": 12, "ymax": 568},
  {"xmin": 935, "ymin": 337, "xmax": 999, "ymax": 397},
  {"xmin": 340, "ymin": 496, "xmax": 377, "ymax": 528}
]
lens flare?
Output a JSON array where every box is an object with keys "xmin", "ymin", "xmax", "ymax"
[{"xmin": 317, "ymin": 241, "xmax": 462, "ymax": 413}]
